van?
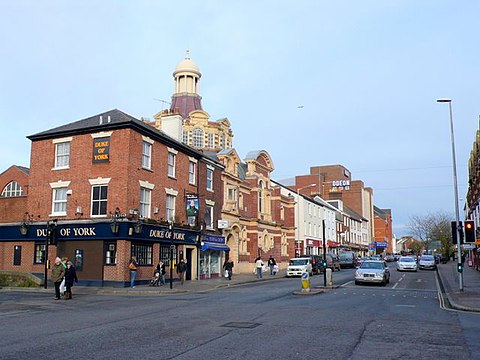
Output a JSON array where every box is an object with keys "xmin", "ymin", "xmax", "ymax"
[
  {"xmin": 286, "ymin": 257, "xmax": 313, "ymax": 277},
  {"xmin": 338, "ymin": 252, "xmax": 356, "ymax": 269}
]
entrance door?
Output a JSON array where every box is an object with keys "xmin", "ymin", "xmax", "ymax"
[{"xmin": 186, "ymin": 248, "xmax": 193, "ymax": 281}]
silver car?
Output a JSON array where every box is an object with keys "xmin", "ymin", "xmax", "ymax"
[
  {"xmin": 355, "ymin": 260, "xmax": 390, "ymax": 286},
  {"xmin": 419, "ymin": 255, "xmax": 436, "ymax": 270},
  {"xmin": 396, "ymin": 256, "xmax": 418, "ymax": 272}
]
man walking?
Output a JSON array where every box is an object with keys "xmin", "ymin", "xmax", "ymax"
[{"xmin": 176, "ymin": 258, "xmax": 187, "ymax": 286}]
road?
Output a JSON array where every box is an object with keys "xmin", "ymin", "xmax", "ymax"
[{"xmin": 1, "ymin": 264, "xmax": 479, "ymax": 360}]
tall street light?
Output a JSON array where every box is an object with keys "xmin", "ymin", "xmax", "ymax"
[
  {"xmin": 437, "ymin": 98, "xmax": 464, "ymax": 291},
  {"xmin": 296, "ymin": 184, "xmax": 316, "ymax": 257}
]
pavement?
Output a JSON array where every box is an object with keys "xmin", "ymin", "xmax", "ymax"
[
  {"xmin": 436, "ymin": 260, "xmax": 480, "ymax": 313},
  {"xmin": 2, "ymin": 263, "xmax": 480, "ymax": 312}
]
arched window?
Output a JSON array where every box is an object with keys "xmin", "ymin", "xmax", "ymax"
[
  {"xmin": 1, "ymin": 181, "xmax": 24, "ymax": 197},
  {"xmin": 258, "ymin": 180, "xmax": 264, "ymax": 213},
  {"xmin": 192, "ymin": 128, "xmax": 204, "ymax": 148}
]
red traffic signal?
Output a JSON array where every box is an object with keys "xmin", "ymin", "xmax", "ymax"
[{"xmin": 464, "ymin": 220, "xmax": 476, "ymax": 243}]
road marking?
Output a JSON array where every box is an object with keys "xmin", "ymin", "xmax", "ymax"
[
  {"xmin": 392, "ymin": 274, "xmax": 405, "ymax": 289},
  {"xmin": 396, "ymin": 305, "xmax": 416, "ymax": 308}
]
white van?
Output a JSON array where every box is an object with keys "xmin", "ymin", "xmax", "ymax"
[{"xmin": 286, "ymin": 257, "xmax": 313, "ymax": 277}]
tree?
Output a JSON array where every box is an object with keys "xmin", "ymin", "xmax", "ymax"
[{"xmin": 408, "ymin": 211, "xmax": 453, "ymax": 256}]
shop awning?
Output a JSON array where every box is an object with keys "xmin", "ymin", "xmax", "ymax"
[{"xmin": 201, "ymin": 243, "xmax": 230, "ymax": 251}]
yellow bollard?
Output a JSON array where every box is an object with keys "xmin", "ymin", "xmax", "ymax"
[{"xmin": 301, "ymin": 271, "xmax": 311, "ymax": 292}]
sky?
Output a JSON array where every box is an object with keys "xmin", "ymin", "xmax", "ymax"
[{"xmin": 1, "ymin": 1, "xmax": 479, "ymax": 237}]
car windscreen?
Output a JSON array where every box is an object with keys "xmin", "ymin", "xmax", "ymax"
[
  {"xmin": 361, "ymin": 261, "xmax": 383, "ymax": 269},
  {"xmin": 290, "ymin": 259, "xmax": 308, "ymax": 266},
  {"xmin": 339, "ymin": 254, "xmax": 353, "ymax": 260},
  {"xmin": 400, "ymin": 257, "xmax": 415, "ymax": 262},
  {"xmin": 420, "ymin": 256, "xmax": 434, "ymax": 261}
]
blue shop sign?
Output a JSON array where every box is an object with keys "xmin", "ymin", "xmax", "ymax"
[{"xmin": 375, "ymin": 242, "xmax": 387, "ymax": 248}]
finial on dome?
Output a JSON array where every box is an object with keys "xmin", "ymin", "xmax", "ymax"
[{"xmin": 185, "ymin": 49, "xmax": 190, "ymax": 60}]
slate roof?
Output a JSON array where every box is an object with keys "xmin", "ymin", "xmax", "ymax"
[{"xmin": 26, "ymin": 109, "xmax": 223, "ymax": 167}]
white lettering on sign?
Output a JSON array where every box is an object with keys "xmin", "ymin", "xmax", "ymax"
[
  {"xmin": 72, "ymin": 228, "xmax": 96, "ymax": 236},
  {"xmin": 148, "ymin": 230, "xmax": 185, "ymax": 241}
]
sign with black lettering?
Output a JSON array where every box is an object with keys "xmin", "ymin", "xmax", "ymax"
[{"xmin": 93, "ymin": 137, "xmax": 110, "ymax": 163}]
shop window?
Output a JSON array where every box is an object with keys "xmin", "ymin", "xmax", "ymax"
[
  {"xmin": 160, "ymin": 245, "xmax": 170, "ymax": 267},
  {"xmin": 131, "ymin": 243, "xmax": 153, "ymax": 266},
  {"xmin": 105, "ymin": 242, "xmax": 117, "ymax": 265},
  {"xmin": 34, "ymin": 243, "xmax": 46, "ymax": 264},
  {"xmin": 13, "ymin": 245, "xmax": 21, "ymax": 266}
]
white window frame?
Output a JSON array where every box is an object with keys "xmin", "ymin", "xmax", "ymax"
[
  {"xmin": 192, "ymin": 128, "xmax": 204, "ymax": 148},
  {"xmin": 89, "ymin": 177, "xmax": 111, "ymax": 217},
  {"xmin": 140, "ymin": 188, "xmax": 152, "ymax": 219},
  {"xmin": 207, "ymin": 133, "xmax": 214, "ymax": 148},
  {"xmin": 53, "ymin": 137, "xmax": 72, "ymax": 170},
  {"xmin": 167, "ymin": 148, "xmax": 177, "ymax": 178},
  {"xmin": 142, "ymin": 139, "xmax": 153, "ymax": 170},
  {"xmin": 50, "ymin": 180, "xmax": 70, "ymax": 216},
  {"xmin": 206, "ymin": 166, "xmax": 214, "ymax": 192},
  {"xmin": 205, "ymin": 204, "xmax": 214, "ymax": 229},
  {"xmin": 188, "ymin": 158, "xmax": 197, "ymax": 185},
  {"xmin": 1, "ymin": 181, "xmax": 24, "ymax": 197},
  {"xmin": 166, "ymin": 194, "xmax": 176, "ymax": 222}
]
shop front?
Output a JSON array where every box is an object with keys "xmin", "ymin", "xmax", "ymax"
[
  {"xmin": 0, "ymin": 220, "xmax": 201, "ymax": 287},
  {"xmin": 199, "ymin": 234, "xmax": 229, "ymax": 279},
  {"xmin": 305, "ymin": 239, "xmax": 321, "ymax": 255}
]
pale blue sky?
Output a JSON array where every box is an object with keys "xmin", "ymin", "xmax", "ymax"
[{"xmin": 1, "ymin": 1, "xmax": 479, "ymax": 236}]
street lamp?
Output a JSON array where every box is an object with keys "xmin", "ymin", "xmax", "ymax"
[
  {"xmin": 437, "ymin": 98, "xmax": 464, "ymax": 291},
  {"xmin": 296, "ymin": 184, "xmax": 316, "ymax": 257}
]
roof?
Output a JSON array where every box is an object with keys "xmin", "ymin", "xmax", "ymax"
[{"xmin": 27, "ymin": 109, "xmax": 223, "ymax": 167}]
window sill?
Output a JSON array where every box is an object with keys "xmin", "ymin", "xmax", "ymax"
[
  {"xmin": 52, "ymin": 166, "xmax": 70, "ymax": 171},
  {"xmin": 49, "ymin": 213, "xmax": 66, "ymax": 217}
]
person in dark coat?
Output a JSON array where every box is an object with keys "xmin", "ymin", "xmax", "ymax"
[
  {"xmin": 51, "ymin": 257, "xmax": 65, "ymax": 300},
  {"xmin": 223, "ymin": 258, "xmax": 234, "ymax": 280},
  {"xmin": 64, "ymin": 261, "xmax": 78, "ymax": 300}
]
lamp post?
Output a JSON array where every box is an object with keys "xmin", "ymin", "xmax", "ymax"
[
  {"xmin": 437, "ymin": 98, "xmax": 464, "ymax": 291},
  {"xmin": 296, "ymin": 184, "xmax": 316, "ymax": 257}
]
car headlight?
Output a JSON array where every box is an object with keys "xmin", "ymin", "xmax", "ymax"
[{"xmin": 355, "ymin": 270, "xmax": 361, "ymax": 277}]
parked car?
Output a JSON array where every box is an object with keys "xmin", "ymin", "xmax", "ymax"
[
  {"xmin": 300, "ymin": 254, "xmax": 322, "ymax": 275},
  {"xmin": 419, "ymin": 255, "xmax": 436, "ymax": 270},
  {"xmin": 322, "ymin": 253, "xmax": 341, "ymax": 272},
  {"xmin": 286, "ymin": 257, "xmax": 313, "ymax": 277},
  {"xmin": 355, "ymin": 260, "xmax": 390, "ymax": 286},
  {"xmin": 396, "ymin": 256, "xmax": 418, "ymax": 272},
  {"xmin": 338, "ymin": 252, "xmax": 357, "ymax": 269}
]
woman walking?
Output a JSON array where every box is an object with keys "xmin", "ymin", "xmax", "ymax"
[{"xmin": 64, "ymin": 261, "xmax": 78, "ymax": 300}]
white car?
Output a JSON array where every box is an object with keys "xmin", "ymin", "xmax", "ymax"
[
  {"xmin": 286, "ymin": 257, "xmax": 313, "ymax": 277},
  {"xmin": 396, "ymin": 256, "xmax": 418, "ymax": 272},
  {"xmin": 418, "ymin": 255, "xmax": 436, "ymax": 270}
]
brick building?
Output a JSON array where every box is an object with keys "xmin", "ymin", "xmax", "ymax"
[{"xmin": 0, "ymin": 109, "xmax": 225, "ymax": 286}]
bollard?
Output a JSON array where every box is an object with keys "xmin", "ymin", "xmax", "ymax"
[
  {"xmin": 301, "ymin": 271, "xmax": 311, "ymax": 292},
  {"xmin": 326, "ymin": 268, "xmax": 333, "ymax": 287}
]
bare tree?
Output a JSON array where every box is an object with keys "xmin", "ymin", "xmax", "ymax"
[{"xmin": 408, "ymin": 211, "xmax": 453, "ymax": 255}]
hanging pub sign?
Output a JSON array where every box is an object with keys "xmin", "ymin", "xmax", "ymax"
[
  {"xmin": 93, "ymin": 137, "xmax": 110, "ymax": 163},
  {"xmin": 186, "ymin": 194, "xmax": 199, "ymax": 226}
]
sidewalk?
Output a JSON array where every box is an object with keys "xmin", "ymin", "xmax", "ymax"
[
  {"xmin": 1, "ymin": 270, "xmax": 288, "ymax": 296},
  {"xmin": 436, "ymin": 260, "xmax": 480, "ymax": 313}
]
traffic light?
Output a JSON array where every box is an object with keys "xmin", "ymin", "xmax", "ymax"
[
  {"xmin": 464, "ymin": 220, "xmax": 476, "ymax": 243},
  {"xmin": 47, "ymin": 225, "xmax": 58, "ymax": 246},
  {"xmin": 457, "ymin": 263, "xmax": 463, "ymax": 273},
  {"xmin": 451, "ymin": 221, "xmax": 462, "ymax": 244}
]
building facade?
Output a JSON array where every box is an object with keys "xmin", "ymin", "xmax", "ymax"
[{"xmin": 0, "ymin": 109, "xmax": 225, "ymax": 286}]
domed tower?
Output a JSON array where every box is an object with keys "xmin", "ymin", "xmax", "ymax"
[
  {"xmin": 170, "ymin": 50, "xmax": 203, "ymax": 118},
  {"xmin": 153, "ymin": 51, "xmax": 234, "ymax": 152}
]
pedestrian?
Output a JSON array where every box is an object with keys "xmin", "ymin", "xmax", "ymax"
[
  {"xmin": 255, "ymin": 256, "xmax": 264, "ymax": 279},
  {"xmin": 51, "ymin": 257, "xmax": 65, "ymax": 300},
  {"xmin": 64, "ymin": 261, "xmax": 78, "ymax": 300},
  {"xmin": 59, "ymin": 257, "xmax": 68, "ymax": 296},
  {"xmin": 128, "ymin": 256, "xmax": 138, "ymax": 288},
  {"xmin": 268, "ymin": 255, "xmax": 277, "ymax": 275},
  {"xmin": 158, "ymin": 260, "xmax": 166, "ymax": 286},
  {"xmin": 223, "ymin": 258, "xmax": 234, "ymax": 280},
  {"xmin": 176, "ymin": 258, "xmax": 187, "ymax": 286}
]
